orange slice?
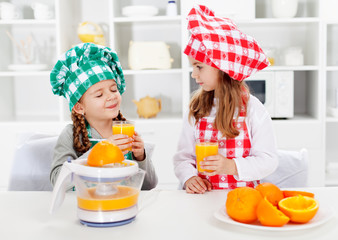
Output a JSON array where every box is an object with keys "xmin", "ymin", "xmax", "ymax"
[
  {"xmin": 283, "ymin": 190, "xmax": 315, "ymax": 198},
  {"xmin": 257, "ymin": 197, "xmax": 290, "ymax": 227},
  {"xmin": 87, "ymin": 140, "xmax": 124, "ymax": 167},
  {"xmin": 278, "ymin": 195, "xmax": 319, "ymax": 223},
  {"xmin": 255, "ymin": 182, "xmax": 284, "ymax": 206}
]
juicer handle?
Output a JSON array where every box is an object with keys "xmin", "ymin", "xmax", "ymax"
[{"xmin": 49, "ymin": 162, "xmax": 74, "ymax": 214}]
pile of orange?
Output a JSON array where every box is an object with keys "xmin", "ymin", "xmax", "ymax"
[
  {"xmin": 225, "ymin": 182, "xmax": 319, "ymax": 227},
  {"xmin": 87, "ymin": 140, "xmax": 124, "ymax": 167}
]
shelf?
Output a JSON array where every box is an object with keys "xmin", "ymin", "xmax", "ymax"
[
  {"xmin": 123, "ymin": 69, "xmax": 182, "ymax": 76},
  {"xmin": 237, "ymin": 17, "xmax": 320, "ymax": 24},
  {"xmin": 0, "ymin": 71, "xmax": 50, "ymax": 77},
  {"xmin": 273, "ymin": 114, "xmax": 320, "ymax": 124},
  {"xmin": 325, "ymin": 20, "xmax": 338, "ymax": 25},
  {"xmin": 0, "ymin": 120, "xmax": 65, "ymax": 126},
  {"xmin": 123, "ymin": 111, "xmax": 183, "ymax": 122},
  {"xmin": 113, "ymin": 16, "xmax": 181, "ymax": 23},
  {"xmin": 326, "ymin": 66, "xmax": 338, "ymax": 71},
  {"xmin": 326, "ymin": 117, "xmax": 338, "ymax": 123},
  {"xmin": 188, "ymin": 66, "xmax": 319, "ymax": 72},
  {"xmin": 0, "ymin": 19, "xmax": 56, "ymax": 25},
  {"xmin": 266, "ymin": 66, "xmax": 320, "ymax": 71},
  {"xmin": 131, "ymin": 115, "xmax": 183, "ymax": 123}
]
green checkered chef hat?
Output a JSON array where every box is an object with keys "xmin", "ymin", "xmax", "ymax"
[{"xmin": 50, "ymin": 43, "xmax": 126, "ymax": 111}]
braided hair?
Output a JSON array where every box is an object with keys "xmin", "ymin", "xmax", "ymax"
[{"xmin": 71, "ymin": 110, "xmax": 127, "ymax": 153}]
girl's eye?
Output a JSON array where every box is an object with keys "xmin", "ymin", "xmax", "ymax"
[
  {"xmin": 111, "ymin": 88, "xmax": 118, "ymax": 92},
  {"xmin": 196, "ymin": 66, "xmax": 202, "ymax": 70},
  {"xmin": 95, "ymin": 93, "xmax": 103, "ymax": 98}
]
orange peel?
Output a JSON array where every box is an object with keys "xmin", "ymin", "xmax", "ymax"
[{"xmin": 278, "ymin": 195, "xmax": 319, "ymax": 223}]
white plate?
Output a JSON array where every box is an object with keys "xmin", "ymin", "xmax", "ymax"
[
  {"xmin": 8, "ymin": 64, "xmax": 48, "ymax": 71},
  {"xmin": 214, "ymin": 204, "xmax": 334, "ymax": 231}
]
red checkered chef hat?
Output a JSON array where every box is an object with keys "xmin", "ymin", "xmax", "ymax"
[{"xmin": 184, "ymin": 5, "xmax": 270, "ymax": 81}]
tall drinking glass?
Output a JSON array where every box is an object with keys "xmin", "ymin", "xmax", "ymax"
[
  {"xmin": 112, "ymin": 120, "xmax": 135, "ymax": 152},
  {"xmin": 195, "ymin": 139, "xmax": 218, "ymax": 173}
]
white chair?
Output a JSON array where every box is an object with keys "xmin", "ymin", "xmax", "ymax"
[
  {"xmin": 261, "ymin": 148, "xmax": 308, "ymax": 188},
  {"xmin": 8, "ymin": 133, "xmax": 157, "ymax": 191},
  {"xmin": 8, "ymin": 133, "xmax": 58, "ymax": 191}
]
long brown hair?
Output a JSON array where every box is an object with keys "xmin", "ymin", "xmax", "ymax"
[
  {"xmin": 189, "ymin": 71, "xmax": 250, "ymax": 139},
  {"xmin": 71, "ymin": 110, "xmax": 126, "ymax": 153}
]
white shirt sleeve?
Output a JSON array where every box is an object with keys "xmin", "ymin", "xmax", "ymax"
[
  {"xmin": 233, "ymin": 96, "xmax": 278, "ymax": 181},
  {"xmin": 173, "ymin": 111, "xmax": 198, "ymax": 187}
]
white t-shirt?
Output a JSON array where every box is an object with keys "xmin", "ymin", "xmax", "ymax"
[{"xmin": 173, "ymin": 95, "xmax": 278, "ymax": 188}]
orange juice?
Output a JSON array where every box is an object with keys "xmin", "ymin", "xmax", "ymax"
[
  {"xmin": 77, "ymin": 185, "xmax": 139, "ymax": 211},
  {"xmin": 113, "ymin": 121, "xmax": 135, "ymax": 151},
  {"xmin": 195, "ymin": 141, "xmax": 218, "ymax": 172}
]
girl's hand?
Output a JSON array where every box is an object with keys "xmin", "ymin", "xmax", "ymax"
[
  {"xmin": 185, "ymin": 176, "xmax": 212, "ymax": 194},
  {"xmin": 106, "ymin": 134, "xmax": 132, "ymax": 155},
  {"xmin": 200, "ymin": 154, "xmax": 238, "ymax": 176},
  {"xmin": 131, "ymin": 131, "xmax": 145, "ymax": 161}
]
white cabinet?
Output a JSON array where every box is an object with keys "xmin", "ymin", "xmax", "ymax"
[
  {"xmin": 0, "ymin": 0, "xmax": 58, "ymax": 122},
  {"xmin": 1, "ymin": 0, "xmax": 337, "ymax": 189},
  {"xmin": 324, "ymin": 17, "xmax": 338, "ymax": 185}
]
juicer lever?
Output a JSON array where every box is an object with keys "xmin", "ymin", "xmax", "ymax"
[{"xmin": 49, "ymin": 162, "xmax": 74, "ymax": 214}]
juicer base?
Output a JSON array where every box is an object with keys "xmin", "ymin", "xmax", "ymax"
[
  {"xmin": 77, "ymin": 205, "xmax": 138, "ymax": 224},
  {"xmin": 80, "ymin": 217, "xmax": 135, "ymax": 227}
]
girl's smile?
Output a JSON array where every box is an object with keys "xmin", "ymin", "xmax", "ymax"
[{"xmin": 106, "ymin": 102, "xmax": 118, "ymax": 110}]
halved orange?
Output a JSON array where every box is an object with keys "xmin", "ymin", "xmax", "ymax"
[
  {"xmin": 256, "ymin": 197, "xmax": 290, "ymax": 227},
  {"xmin": 255, "ymin": 182, "xmax": 284, "ymax": 206},
  {"xmin": 87, "ymin": 140, "xmax": 124, "ymax": 167},
  {"xmin": 278, "ymin": 196, "xmax": 319, "ymax": 223},
  {"xmin": 226, "ymin": 187, "xmax": 262, "ymax": 224},
  {"xmin": 283, "ymin": 190, "xmax": 315, "ymax": 198}
]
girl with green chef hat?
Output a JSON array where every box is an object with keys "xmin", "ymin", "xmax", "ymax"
[{"xmin": 49, "ymin": 43, "xmax": 157, "ymax": 190}]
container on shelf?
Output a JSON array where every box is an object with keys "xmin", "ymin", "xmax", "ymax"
[
  {"xmin": 31, "ymin": 2, "xmax": 54, "ymax": 20},
  {"xmin": 0, "ymin": 2, "xmax": 22, "ymax": 20},
  {"xmin": 284, "ymin": 47, "xmax": 304, "ymax": 66},
  {"xmin": 166, "ymin": 1, "xmax": 178, "ymax": 16},
  {"xmin": 128, "ymin": 41, "xmax": 173, "ymax": 70}
]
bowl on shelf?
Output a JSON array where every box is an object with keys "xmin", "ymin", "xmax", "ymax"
[
  {"xmin": 271, "ymin": 0, "xmax": 298, "ymax": 18},
  {"xmin": 122, "ymin": 5, "xmax": 159, "ymax": 18}
]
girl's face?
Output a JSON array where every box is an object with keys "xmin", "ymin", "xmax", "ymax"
[
  {"xmin": 74, "ymin": 79, "xmax": 121, "ymax": 122},
  {"xmin": 189, "ymin": 57, "xmax": 220, "ymax": 92}
]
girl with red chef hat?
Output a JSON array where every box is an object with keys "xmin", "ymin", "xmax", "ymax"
[{"xmin": 173, "ymin": 5, "xmax": 278, "ymax": 194}]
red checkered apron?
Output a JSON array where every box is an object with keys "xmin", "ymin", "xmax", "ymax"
[{"xmin": 196, "ymin": 107, "xmax": 260, "ymax": 189}]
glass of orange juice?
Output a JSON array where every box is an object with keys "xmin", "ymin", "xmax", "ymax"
[
  {"xmin": 112, "ymin": 120, "xmax": 135, "ymax": 152},
  {"xmin": 195, "ymin": 139, "xmax": 218, "ymax": 173}
]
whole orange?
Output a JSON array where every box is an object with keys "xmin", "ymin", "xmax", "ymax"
[
  {"xmin": 255, "ymin": 182, "xmax": 284, "ymax": 206},
  {"xmin": 226, "ymin": 187, "xmax": 262, "ymax": 223},
  {"xmin": 257, "ymin": 197, "xmax": 290, "ymax": 227},
  {"xmin": 278, "ymin": 195, "xmax": 319, "ymax": 223},
  {"xmin": 87, "ymin": 140, "xmax": 124, "ymax": 167}
]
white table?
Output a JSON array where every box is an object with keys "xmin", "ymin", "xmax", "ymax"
[{"xmin": 0, "ymin": 188, "xmax": 337, "ymax": 240}]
